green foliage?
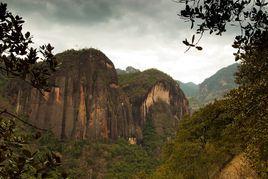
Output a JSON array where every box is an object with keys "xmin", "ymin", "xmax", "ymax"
[
  {"xmin": 177, "ymin": 0, "xmax": 268, "ymax": 177},
  {"xmin": 107, "ymin": 139, "xmax": 158, "ymax": 178},
  {"xmin": 0, "ymin": 2, "xmax": 57, "ymax": 92},
  {"xmin": 179, "ymin": 64, "xmax": 239, "ymax": 109},
  {"xmin": 156, "ymin": 100, "xmax": 239, "ymax": 178},
  {"xmin": 142, "ymin": 118, "xmax": 160, "ymax": 155},
  {"xmin": 118, "ymin": 68, "xmax": 175, "ymax": 100},
  {"xmin": 198, "ymin": 63, "xmax": 238, "ymax": 104},
  {"xmin": 226, "ymin": 34, "xmax": 268, "ymax": 177},
  {"xmin": 0, "ymin": 3, "xmax": 62, "ymax": 178},
  {"xmin": 34, "ymin": 132, "xmax": 162, "ymax": 178},
  {"xmin": 179, "ymin": 0, "xmax": 268, "ymax": 56},
  {"xmin": 0, "ymin": 117, "xmax": 62, "ymax": 178},
  {"xmin": 156, "ymin": 44, "xmax": 268, "ymax": 177},
  {"xmin": 150, "ymin": 101, "xmax": 176, "ymax": 138},
  {"xmin": 178, "ymin": 81, "xmax": 199, "ymax": 97}
]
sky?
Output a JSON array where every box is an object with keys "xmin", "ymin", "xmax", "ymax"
[{"xmin": 6, "ymin": 0, "xmax": 238, "ymax": 84}]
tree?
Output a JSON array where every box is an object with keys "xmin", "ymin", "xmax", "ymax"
[
  {"xmin": 157, "ymin": 100, "xmax": 237, "ymax": 178},
  {"xmin": 0, "ymin": 2, "xmax": 57, "ymax": 92},
  {"xmin": 0, "ymin": 2, "xmax": 63, "ymax": 178},
  {"xmin": 142, "ymin": 118, "xmax": 159, "ymax": 155},
  {"xmin": 177, "ymin": 0, "xmax": 268, "ymax": 54},
  {"xmin": 177, "ymin": 0, "xmax": 268, "ymax": 176}
]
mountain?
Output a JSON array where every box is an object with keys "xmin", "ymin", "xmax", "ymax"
[
  {"xmin": 198, "ymin": 63, "xmax": 238, "ymax": 104},
  {"xmin": 6, "ymin": 49, "xmax": 189, "ymax": 141},
  {"xmin": 118, "ymin": 68, "xmax": 189, "ymax": 138},
  {"xmin": 116, "ymin": 66, "xmax": 140, "ymax": 75},
  {"xmin": 7, "ymin": 49, "xmax": 134, "ymax": 140},
  {"xmin": 178, "ymin": 81, "xmax": 199, "ymax": 97},
  {"xmin": 178, "ymin": 63, "xmax": 239, "ymax": 109}
]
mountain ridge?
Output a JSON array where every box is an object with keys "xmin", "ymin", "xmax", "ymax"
[{"xmin": 178, "ymin": 63, "xmax": 239, "ymax": 109}]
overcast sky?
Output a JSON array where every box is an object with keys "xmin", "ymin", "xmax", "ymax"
[{"xmin": 6, "ymin": 0, "xmax": 238, "ymax": 84}]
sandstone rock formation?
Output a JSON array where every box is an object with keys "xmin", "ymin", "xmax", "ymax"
[
  {"xmin": 7, "ymin": 49, "xmax": 189, "ymax": 141},
  {"xmin": 118, "ymin": 69, "xmax": 189, "ymax": 139},
  {"xmin": 8, "ymin": 49, "xmax": 134, "ymax": 140}
]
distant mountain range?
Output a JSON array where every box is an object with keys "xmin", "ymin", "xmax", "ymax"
[
  {"xmin": 177, "ymin": 82, "xmax": 199, "ymax": 97},
  {"xmin": 178, "ymin": 63, "xmax": 239, "ymax": 109},
  {"xmin": 116, "ymin": 66, "xmax": 140, "ymax": 75}
]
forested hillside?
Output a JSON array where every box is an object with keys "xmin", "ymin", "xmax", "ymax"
[{"xmin": 179, "ymin": 63, "xmax": 238, "ymax": 110}]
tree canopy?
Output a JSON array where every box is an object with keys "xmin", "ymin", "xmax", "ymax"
[
  {"xmin": 178, "ymin": 0, "xmax": 268, "ymax": 54},
  {"xmin": 150, "ymin": 0, "xmax": 268, "ymax": 175},
  {"xmin": 0, "ymin": 2, "xmax": 57, "ymax": 92},
  {"xmin": 0, "ymin": 3, "xmax": 62, "ymax": 178}
]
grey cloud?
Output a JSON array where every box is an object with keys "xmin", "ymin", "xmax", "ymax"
[
  {"xmin": 7, "ymin": 0, "xmax": 184, "ymax": 32},
  {"xmin": 7, "ymin": 0, "xmax": 122, "ymax": 25},
  {"xmin": 5, "ymin": 0, "xmax": 236, "ymax": 83}
]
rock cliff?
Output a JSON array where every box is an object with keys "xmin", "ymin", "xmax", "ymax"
[
  {"xmin": 7, "ymin": 49, "xmax": 189, "ymax": 141},
  {"xmin": 7, "ymin": 49, "xmax": 134, "ymax": 140},
  {"xmin": 118, "ymin": 69, "xmax": 189, "ymax": 138}
]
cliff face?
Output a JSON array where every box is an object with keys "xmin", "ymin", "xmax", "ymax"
[
  {"xmin": 118, "ymin": 69, "xmax": 189, "ymax": 138},
  {"xmin": 8, "ymin": 49, "xmax": 134, "ymax": 140},
  {"xmin": 7, "ymin": 50, "xmax": 189, "ymax": 141},
  {"xmin": 141, "ymin": 81, "xmax": 188, "ymax": 124}
]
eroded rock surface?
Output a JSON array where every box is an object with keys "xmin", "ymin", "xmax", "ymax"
[
  {"xmin": 8, "ymin": 49, "xmax": 134, "ymax": 140},
  {"xmin": 118, "ymin": 69, "xmax": 190, "ymax": 139},
  {"xmin": 7, "ymin": 49, "xmax": 189, "ymax": 141}
]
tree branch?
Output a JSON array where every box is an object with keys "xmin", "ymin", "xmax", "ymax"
[{"xmin": 0, "ymin": 109, "xmax": 47, "ymax": 131}]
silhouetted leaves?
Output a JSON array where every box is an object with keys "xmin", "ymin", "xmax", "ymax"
[
  {"xmin": 178, "ymin": 0, "xmax": 268, "ymax": 53},
  {"xmin": 196, "ymin": 46, "xmax": 202, "ymax": 50},
  {"xmin": 0, "ymin": 2, "xmax": 57, "ymax": 92}
]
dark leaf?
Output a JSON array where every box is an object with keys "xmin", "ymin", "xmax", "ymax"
[{"xmin": 196, "ymin": 46, "xmax": 203, "ymax": 50}]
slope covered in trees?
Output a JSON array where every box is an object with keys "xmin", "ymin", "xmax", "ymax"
[{"xmin": 156, "ymin": 0, "xmax": 268, "ymax": 178}]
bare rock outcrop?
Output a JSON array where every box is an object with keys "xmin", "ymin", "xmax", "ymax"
[
  {"xmin": 118, "ymin": 69, "xmax": 190, "ymax": 139},
  {"xmin": 7, "ymin": 50, "xmax": 189, "ymax": 142},
  {"xmin": 8, "ymin": 49, "xmax": 134, "ymax": 140}
]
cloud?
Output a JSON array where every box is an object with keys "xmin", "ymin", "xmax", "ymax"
[
  {"xmin": 6, "ymin": 0, "xmax": 238, "ymax": 83},
  {"xmin": 7, "ymin": 0, "xmax": 119, "ymax": 25}
]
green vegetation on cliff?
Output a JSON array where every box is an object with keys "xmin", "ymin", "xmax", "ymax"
[{"xmin": 118, "ymin": 68, "xmax": 175, "ymax": 99}]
